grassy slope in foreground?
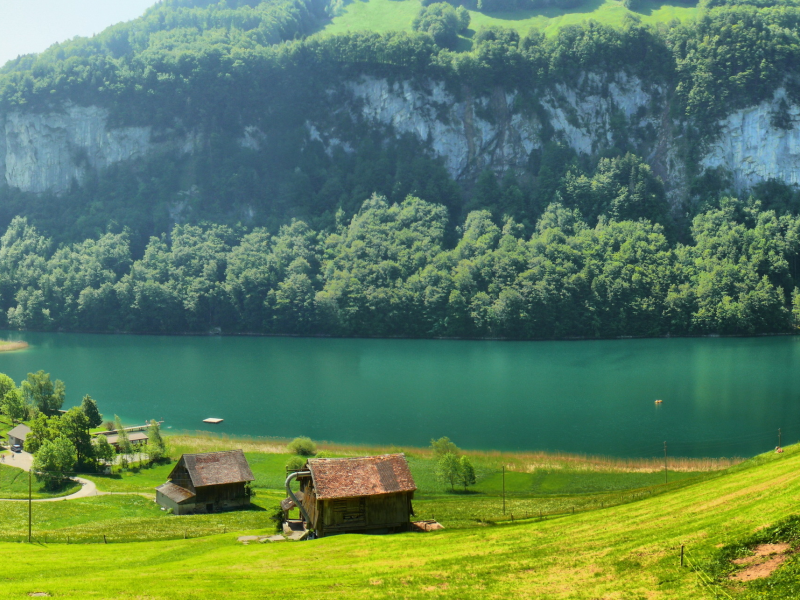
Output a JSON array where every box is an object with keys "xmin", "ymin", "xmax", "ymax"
[
  {"xmin": 321, "ymin": 0, "xmax": 699, "ymax": 41},
  {"xmin": 1, "ymin": 447, "xmax": 798, "ymax": 598}
]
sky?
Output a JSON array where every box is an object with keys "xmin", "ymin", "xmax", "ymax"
[{"xmin": 0, "ymin": 0, "xmax": 159, "ymax": 67}]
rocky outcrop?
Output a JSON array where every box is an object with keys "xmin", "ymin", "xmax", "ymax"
[
  {"xmin": 1, "ymin": 104, "xmax": 188, "ymax": 194},
  {"xmin": 337, "ymin": 73, "xmax": 662, "ymax": 181},
  {"xmin": 2, "ymin": 76, "xmax": 800, "ymax": 200},
  {"xmin": 701, "ymin": 88, "xmax": 800, "ymax": 191}
]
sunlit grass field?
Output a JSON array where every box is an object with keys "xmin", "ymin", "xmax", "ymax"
[
  {"xmin": 0, "ymin": 444, "xmax": 798, "ymax": 599},
  {"xmin": 320, "ymin": 0, "xmax": 700, "ymax": 43},
  {"xmin": 0, "ymin": 464, "xmax": 81, "ymax": 499},
  {"xmin": 0, "ymin": 429, "xmax": 744, "ymax": 539}
]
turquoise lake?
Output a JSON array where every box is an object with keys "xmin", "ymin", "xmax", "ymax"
[{"xmin": 1, "ymin": 332, "xmax": 798, "ymax": 458}]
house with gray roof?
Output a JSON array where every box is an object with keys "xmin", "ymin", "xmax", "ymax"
[{"xmin": 8, "ymin": 424, "xmax": 31, "ymax": 449}]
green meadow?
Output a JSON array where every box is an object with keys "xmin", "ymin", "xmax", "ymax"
[
  {"xmin": 0, "ymin": 443, "xmax": 797, "ymax": 598},
  {"xmin": 0, "ymin": 430, "xmax": 746, "ymax": 540},
  {"xmin": 320, "ymin": 0, "xmax": 700, "ymax": 43}
]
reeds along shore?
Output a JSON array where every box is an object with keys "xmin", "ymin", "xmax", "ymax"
[
  {"xmin": 0, "ymin": 341, "xmax": 27, "ymax": 352},
  {"xmin": 167, "ymin": 431, "xmax": 742, "ymax": 473}
]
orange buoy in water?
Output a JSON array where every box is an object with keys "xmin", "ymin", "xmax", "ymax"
[{"xmin": 654, "ymin": 399, "xmax": 663, "ymax": 404}]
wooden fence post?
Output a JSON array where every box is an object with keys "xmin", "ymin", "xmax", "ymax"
[{"xmin": 680, "ymin": 545, "xmax": 684, "ymax": 567}]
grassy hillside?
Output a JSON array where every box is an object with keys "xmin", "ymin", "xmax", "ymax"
[
  {"xmin": 321, "ymin": 0, "xmax": 700, "ymax": 42},
  {"xmin": 0, "ymin": 445, "xmax": 797, "ymax": 598}
]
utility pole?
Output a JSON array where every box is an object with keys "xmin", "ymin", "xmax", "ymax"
[
  {"xmin": 28, "ymin": 470, "xmax": 32, "ymax": 543},
  {"xmin": 502, "ymin": 466, "xmax": 506, "ymax": 515},
  {"xmin": 663, "ymin": 441, "xmax": 668, "ymax": 485}
]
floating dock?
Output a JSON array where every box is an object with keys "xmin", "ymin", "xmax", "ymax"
[{"xmin": 203, "ymin": 418, "xmax": 224, "ymax": 424}]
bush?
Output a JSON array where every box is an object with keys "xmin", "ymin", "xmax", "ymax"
[
  {"xmin": 287, "ymin": 436, "xmax": 317, "ymax": 456},
  {"xmin": 412, "ymin": 2, "xmax": 465, "ymax": 49},
  {"xmin": 431, "ymin": 436, "xmax": 459, "ymax": 457},
  {"xmin": 269, "ymin": 504, "xmax": 285, "ymax": 532},
  {"xmin": 286, "ymin": 456, "xmax": 306, "ymax": 471}
]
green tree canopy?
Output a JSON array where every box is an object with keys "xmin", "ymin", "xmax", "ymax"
[
  {"xmin": 114, "ymin": 415, "xmax": 133, "ymax": 457},
  {"xmin": 21, "ymin": 371, "xmax": 65, "ymax": 416},
  {"xmin": 431, "ymin": 436, "xmax": 460, "ymax": 457},
  {"xmin": 23, "ymin": 413, "xmax": 58, "ymax": 454},
  {"xmin": 459, "ymin": 455, "xmax": 477, "ymax": 490},
  {"xmin": 80, "ymin": 395, "xmax": 103, "ymax": 429},
  {"xmin": 412, "ymin": 2, "xmax": 466, "ymax": 49},
  {"xmin": 436, "ymin": 451, "xmax": 461, "ymax": 491},
  {"xmin": 32, "ymin": 436, "xmax": 77, "ymax": 488},
  {"xmin": 57, "ymin": 407, "xmax": 94, "ymax": 467},
  {"xmin": 0, "ymin": 373, "xmax": 16, "ymax": 401},
  {"xmin": 146, "ymin": 419, "xmax": 167, "ymax": 462},
  {"xmin": 93, "ymin": 435, "xmax": 115, "ymax": 464},
  {"xmin": 1, "ymin": 387, "xmax": 26, "ymax": 423}
]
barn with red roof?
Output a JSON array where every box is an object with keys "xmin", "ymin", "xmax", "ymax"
[{"xmin": 286, "ymin": 454, "xmax": 417, "ymax": 537}]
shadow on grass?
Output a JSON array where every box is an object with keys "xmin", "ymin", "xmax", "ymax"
[
  {"xmin": 476, "ymin": 0, "xmax": 604, "ymax": 21},
  {"xmin": 630, "ymin": 0, "xmax": 698, "ymax": 16}
]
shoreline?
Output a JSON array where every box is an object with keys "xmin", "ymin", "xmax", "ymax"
[
  {"xmin": 166, "ymin": 430, "xmax": 744, "ymax": 472},
  {"xmin": 2, "ymin": 328, "xmax": 799, "ymax": 344},
  {"xmin": 0, "ymin": 340, "xmax": 28, "ymax": 353}
]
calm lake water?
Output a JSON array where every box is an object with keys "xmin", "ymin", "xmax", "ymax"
[{"xmin": 1, "ymin": 332, "xmax": 799, "ymax": 458}]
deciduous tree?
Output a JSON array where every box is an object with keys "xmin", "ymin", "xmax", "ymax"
[
  {"xmin": 436, "ymin": 452, "xmax": 461, "ymax": 491},
  {"xmin": 57, "ymin": 407, "xmax": 94, "ymax": 466},
  {"xmin": 1, "ymin": 388, "xmax": 26, "ymax": 423},
  {"xmin": 33, "ymin": 436, "xmax": 77, "ymax": 488},
  {"xmin": 21, "ymin": 371, "xmax": 65, "ymax": 416},
  {"xmin": 459, "ymin": 456, "xmax": 477, "ymax": 491}
]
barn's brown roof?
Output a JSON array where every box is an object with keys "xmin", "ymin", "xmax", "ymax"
[
  {"xmin": 174, "ymin": 450, "xmax": 254, "ymax": 488},
  {"xmin": 156, "ymin": 481, "xmax": 196, "ymax": 504},
  {"xmin": 306, "ymin": 454, "xmax": 416, "ymax": 500}
]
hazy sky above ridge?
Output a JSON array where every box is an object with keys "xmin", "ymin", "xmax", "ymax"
[{"xmin": 0, "ymin": 0, "xmax": 158, "ymax": 67}]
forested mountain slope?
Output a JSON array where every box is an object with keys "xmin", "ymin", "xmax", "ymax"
[{"xmin": 1, "ymin": 0, "xmax": 800, "ymax": 337}]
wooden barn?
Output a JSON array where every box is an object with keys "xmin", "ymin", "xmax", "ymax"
[
  {"xmin": 156, "ymin": 450, "xmax": 254, "ymax": 515},
  {"xmin": 285, "ymin": 453, "xmax": 417, "ymax": 537}
]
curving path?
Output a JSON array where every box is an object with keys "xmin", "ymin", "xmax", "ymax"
[
  {"xmin": 1, "ymin": 453, "xmax": 155, "ymax": 502},
  {"xmin": 1, "ymin": 477, "xmax": 99, "ymax": 502}
]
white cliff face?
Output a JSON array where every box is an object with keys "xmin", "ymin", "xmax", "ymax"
[
  {"xmin": 337, "ymin": 73, "xmax": 660, "ymax": 181},
  {"xmin": 544, "ymin": 72, "xmax": 662, "ymax": 155},
  {"xmin": 702, "ymin": 88, "xmax": 800, "ymax": 191},
  {"xmin": 342, "ymin": 76, "xmax": 540, "ymax": 178},
  {"xmin": 2, "ymin": 104, "xmax": 178, "ymax": 194},
  {"xmin": 4, "ymin": 78, "xmax": 800, "ymax": 200}
]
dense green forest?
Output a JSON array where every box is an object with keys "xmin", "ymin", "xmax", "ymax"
[
  {"xmin": 1, "ymin": 188, "xmax": 798, "ymax": 337},
  {"xmin": 1, "ymin": 0, "xmax": 800, "ymax": 337}
]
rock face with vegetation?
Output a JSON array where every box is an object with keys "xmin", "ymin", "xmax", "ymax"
[
  {"xmin": 4, "ymin": 71, "xmax": 800, "ymax": 201},
  {"xmin": 1, "ymin": 105, "xmax": 177, "ymax": 194},
  {"xmin": 700, "ymin": 88, "xmax": 800, "ymax": 191},
  {"xmin": 1, "ymin": 0, "xmax": 800, "ymax": 338}
]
